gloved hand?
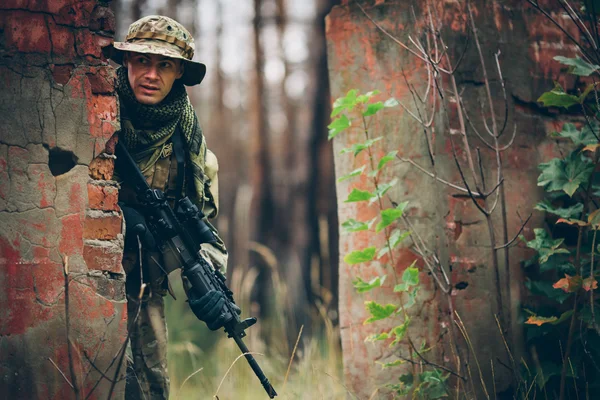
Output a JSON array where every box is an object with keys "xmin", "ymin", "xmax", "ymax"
[{"xmin": 188, "ymin": 290, "xmax": 240, "ymax": 331}]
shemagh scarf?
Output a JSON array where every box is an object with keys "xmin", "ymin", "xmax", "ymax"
[{"xmin": 115, "ymin": 66, "xmax": 208, "ymax": 203}]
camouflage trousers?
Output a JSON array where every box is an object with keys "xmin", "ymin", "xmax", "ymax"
[
  {"xmin": 123, "ymin": 247, "xmax": 171, "ymax": 400},
  {"xmin": 122, "ymin": 242, "xmax": 228, "ymax": 400}
]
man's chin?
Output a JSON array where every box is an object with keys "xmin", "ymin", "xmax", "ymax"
[{"xmin": 134, "ymin": 93, "xmax": 163, "ymax": 105}]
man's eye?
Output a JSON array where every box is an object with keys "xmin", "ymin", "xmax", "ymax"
[
  {"xmin": 138, "ymin": 58, "xmax": 148, "ymax": 64},
  {"xmin": 160, "ymin": 62, "xmax": 172, "ymax": 69}
]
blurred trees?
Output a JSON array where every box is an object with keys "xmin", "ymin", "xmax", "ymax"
[{"xmin": 111, "ymin": 0, "xmax": 339, "ymax": 340}]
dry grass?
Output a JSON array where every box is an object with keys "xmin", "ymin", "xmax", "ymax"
[{"xmin": 164, "ymin": 259, "xmax": 346, "ymax": 400}]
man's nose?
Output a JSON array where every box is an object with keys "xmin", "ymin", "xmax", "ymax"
[{"xmin": 145, "ymin": 66, "xmax": 159, "ymax": 80}]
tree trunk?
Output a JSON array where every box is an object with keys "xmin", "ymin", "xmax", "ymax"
[{"xmin": 0, "ymin": 1, "xmax": 127, "ymax": 398}]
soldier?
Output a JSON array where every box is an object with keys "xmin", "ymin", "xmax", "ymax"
[{"xmin": 104, "ymin": 15, "xmax": 230, "ymax": 400}]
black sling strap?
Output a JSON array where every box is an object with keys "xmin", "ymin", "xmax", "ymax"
[{"xmin": 171, "ymin": 126, "xmax": 186, "ymax": 202}]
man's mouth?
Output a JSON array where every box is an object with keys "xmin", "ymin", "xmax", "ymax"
[{"xmin": 140, "ymin": 84, "xmax": 160, "ymax": 93}]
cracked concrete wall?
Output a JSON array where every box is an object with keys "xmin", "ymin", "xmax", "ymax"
[
  {"xmin": 0, "ymin": 1, "xmax": 127, "ymax": 399},
  {"xmin": 327, "ymin": 0, "xmax": 574, "ymax": 397}
]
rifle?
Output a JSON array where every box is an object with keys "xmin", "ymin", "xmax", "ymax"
[{"xmin": 115, "ymin": 140, "xmax": 277, "ymax": 399}]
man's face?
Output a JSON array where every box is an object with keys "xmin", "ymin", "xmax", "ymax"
[{"xmin": 124, "ymin": 52, "xmax": 184, "ymax": 105}]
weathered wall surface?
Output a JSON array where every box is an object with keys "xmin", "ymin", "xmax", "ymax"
[
  {"xmin": 0, "ymin": 1, "xmax": 126, "ymax": 399},
  {"xmin": 327, "ymin": 0, "xmax": 576, "ymax": 397}
]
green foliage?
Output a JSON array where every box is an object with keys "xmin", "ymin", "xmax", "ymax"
[
  {"xmin": 337, "ymin": 165, "xmax": 366, "ymax": 183},
  {"xmin": 364, "ymin": 301, "xmax": 398, "ymax": 324},
  {"xmin": 525, "ymin": 58, "xmax": 600, "ymax": 398},
  {"xmin": 353, "ymin": 275, "xmax": 386, "ymax": 293},
  {"xmin": 534, "ymin": 200, "xmax": 583, "ymax": 219},
  {"xmin": 329, "ymin": 89, "xmax": 447, "ymax": 395},
  {"xmin": 345, "ymin": 188, "xmax": 373, "ymax": 202},
  {"xmin": 376, "ymin": 201, "xmax": 408, "ymax": 233},
  {"xmin": 554, "ymin": 55, "xmax": 600, "ymax": 76},
  {"xmin": 537, "ymin": 82, "xmax": 580, "ymax": 108},
  {"xmin": 341, "ymin": 218, "xmax": 372, "ymax": 233},
  {"xmin": 552, "ymin": 122, "xmax": 599, "ymax": 146},
  {"xmin": 340, "ymin": 136, "xmax": 384, "ymax": 156},
  {"xmin": 537, "ymin": 151, "xmax": 594, "ymax": 197},
  {"xmin": 521, "ymin": 228, "xmax": 570, "ymax": 264},
  {"xmin": 344, "ymin": 246, "xmax": 376, "ymax": 264},
  {"xmin": 327, "ymin": 113, "xmax": 351, "ymax": 139}
]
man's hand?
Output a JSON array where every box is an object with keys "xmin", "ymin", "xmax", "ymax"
[{"xmin": 188, "ymin": 290, "xmax": 240, "ymax": 330}]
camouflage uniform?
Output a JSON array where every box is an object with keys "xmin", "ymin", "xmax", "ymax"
[{"xmin": 106, "ymin": 16, "xmax": 227, "ymax": 400}]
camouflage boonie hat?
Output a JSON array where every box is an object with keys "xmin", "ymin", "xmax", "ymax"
[{"xmin": 106, "ymin": 15, "xmax": 206, "ymax": 86}]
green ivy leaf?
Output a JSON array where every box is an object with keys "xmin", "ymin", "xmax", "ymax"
[
  {"xmin": 364, "ymin": 301, "xmax": 398, "ymax": 324},
  {"xmin": 394, "ymin": 261, "xmax": 419, "ymax": 292},
  {"xmin": 341, "ymin": 218, "xmax": 370, "ymax": 233},
  {"xmin": 365, "ymin": 331, "xmax": 390, "ymax": 342},
  {"xmin": 405, "ymin": 287, "xmax": 419, "ymax": 308},
  {"xmin": 363, "ymin": 101, "xmax": 384, "ymax": 116},
  {"xmin": 525, "ymin": 278, "xmax": 572, "ymax": 304},
  {"xmin": 418, "ymin": 370, "xmax": 449, "ymax": 399},
  {"xmin": 376, "ymin": 202, "xmax": 409, "ymax": 232},
  {"xmin": 551, "ymin": 122, "xmax": 599, "ymax": 146},
  {"xmin": 378, "ymin": 231, "xmax": 413, "ymax": 258},
  {"xmin": 390, "ymin": 318, "xmax": 410, "ymax": 346},
  {"xmin": 378, "ymin": 359, "xmax": 405, "ymax": 368},
  {"xmin": 538, "ymin": 151, "xmax": 594, "ymax": 197},
  {"xmin": 554, "ymin": 55, "xmax": 600, "ymax": 76},
  {"xmin": 402, "ymin": 263, "xmax": 420, "ymax": 286},
  {"xmin": 340, "ymin": 136, "xmax": 383, "ymax": 156},
  {"xmin": 345, "ymin": 188, "xmax": 373, "ymax": 202},
  {"xmin": 344, "ymin": 247, "xmax": 376, "ymax": 265},
  {"xmin": 370, "ymin": 178, "xmax": 398, "ymax": 203},
  {"xmin": 331, "ymin": 89, "xmax": 358, "ymax": 117},
  {"xmin": 352, "ymin": 275, "xmax": 387, "ymax": 293},
  {"xmin": 377, "ymin": 151, "xmax": 398, "ymax": 171},
  {"xmin": 534, "ymin": 200, "xmax": 584, "ymax": 219},
  {"xmin": 522, "ymin": 228, "xmax": 571, "ymax": 264},
  {"xmin": 337, "ymin": 165, "xmax": 366, "ymax": 183},
  {"xmin": 384, "ymin": 97, "xmax": 400, "ymax": 107},
  {"xmin": 356, "ymin": 90, "xmax": 381, "ymax": 104},
  {"xmin": 378, "ymin": 245, "xmax": 391, "ymax": 259},
  {"xmin": 327, "ymin": 114, "xmax": 351, "ymax": 139},
  {"xmin": 579, "ymin": 82, "xmax": 599, "ymax": 103},
  {"xmin": 537, "ymin": 82, "xmax": 580, "ymax": 109}
]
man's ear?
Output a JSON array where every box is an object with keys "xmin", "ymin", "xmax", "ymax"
[
  {"xmin": 122, "ymin": 52, "xmax": 129, "ymax": 68},
  {"xmin": 177, "ymin": 61, "xmax": 184, "ymax": 80}
]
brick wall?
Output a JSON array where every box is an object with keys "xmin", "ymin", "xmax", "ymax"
[{"xmin": 0, "ymin": 1, "xmax": 126, "ymax": 399}]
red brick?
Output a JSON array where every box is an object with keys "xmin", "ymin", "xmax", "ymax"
[
  {"xmin": 48, "ymin": 21, "xmax": 76, "ymax": 59},
  {"xmin": 52, "ymin": 64, "xmax": 74, "ymax": 85},
  {"xmin": 83, "ymin": 243, "xmax": 123, "ymax": 274},
  {"xmin": 88, "ymin": 155, "xmax": 115, "ymax": 180},
  {"xmin": 90, "ymin": 5, "xmax": 116, "ymax": 33},
  {"xmin": 53, "ymin": 1, "xmax": 97, "ymax": 27},
  {"xmin": 75, "ymin": 30, "xmax": 109, "ymax": 60},
  {"xmin": 87, "ymin": 183, "xmax": 119, "ymax": 211},
  {"xmin": 86, "ymin": 66, "xmax": 115, "ymax": 94},
  {"xmin": 88, "ymin": 94, "xmax": 118, "ymax": 138},
  {"xmin": 83, "ymin": 214, "xmax": 122, "ymax": 240},
  {"xmin": 3, "ymin": 12, "xmax": 51, "ymax": 54}
]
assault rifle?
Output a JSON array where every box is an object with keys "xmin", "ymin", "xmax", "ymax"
[{"xmin": 115, "ymin": 140, "xmax": 277, "ymax": 399}]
